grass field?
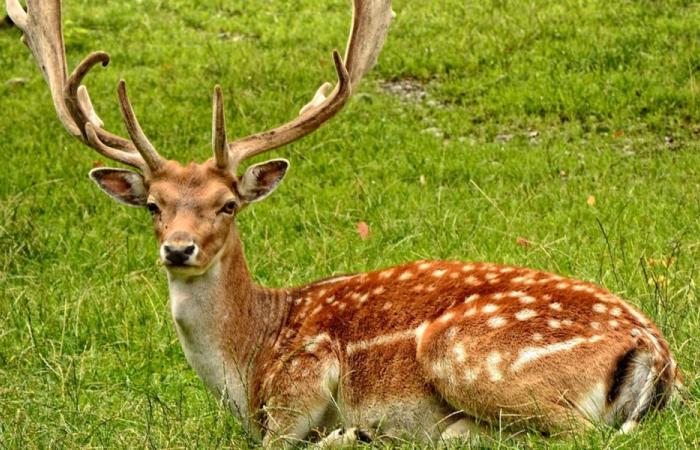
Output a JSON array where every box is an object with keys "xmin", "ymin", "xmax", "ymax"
[{"xmin": 1, "ymin": 0, "xmax": 699, "ymax": 448}]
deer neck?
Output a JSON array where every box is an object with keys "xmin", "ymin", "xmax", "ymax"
[{"xmin": 166, "ymin": 229, "xmax": 289, "ymax": 427}]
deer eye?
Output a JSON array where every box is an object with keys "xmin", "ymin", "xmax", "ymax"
[
  {"xmin": 146, "ymin": 202, "xmax": 161, "ymax": 215},
  {"xmin": 219, "ymin": 200, "xmax": 237, "ymax": 215}
]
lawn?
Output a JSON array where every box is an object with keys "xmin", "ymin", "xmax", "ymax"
[{"xmin": 1, "ymin": 0, "xmax": 699, "ymax": 448}]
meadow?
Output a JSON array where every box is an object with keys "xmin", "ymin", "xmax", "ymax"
[{"xmin": 1, "ymin": 0, "xmax": 699, "ymax": 448}]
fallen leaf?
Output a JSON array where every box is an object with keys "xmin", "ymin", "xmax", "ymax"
[
  {"xmin": 516, "ymin": 237, "xmax": 532, "ymax": 248},
  {"xmin": 586, "ymin": 195, "xmax": 596, "ymax": 206},
  {"xmin": 92, "ymin": 160, "xmax": 104, "ymax": 168},
  {"xmin": 356, "ymin": 221, "xmax": 370, "ymax": 240},
  {"xmin": 613, "ymin": 130, "xmax": 624, "ymax": 139},
  {"xmin": 645, "ymin": 256, "xmax": 676, "ymax": 268}
]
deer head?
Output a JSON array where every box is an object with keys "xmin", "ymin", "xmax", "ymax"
[{"xmin": 7, "ymin": 0, "xmax": 393, "ymax": 276}]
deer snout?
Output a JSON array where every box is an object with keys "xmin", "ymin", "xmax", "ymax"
[{"xmin": 161, "ymin": 234, "xmax": 198, "ymax": 266}]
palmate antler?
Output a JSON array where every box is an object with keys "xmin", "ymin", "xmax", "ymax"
[{"xmin": 7, "ymin": 0, "xmax": 393, "ymax": 176}]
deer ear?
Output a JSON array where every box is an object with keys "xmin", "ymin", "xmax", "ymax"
[
  {"xmin": 236, "ymin": 159, "xmax": 289, "ymax": 204},
  {"xmin": 89, "ymin": 168, "xmax": 148, "ymax": 207}
]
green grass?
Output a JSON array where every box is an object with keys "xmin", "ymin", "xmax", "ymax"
[{"xmin": 1, "ymin": 0, "xmax": 699, "ymax": 447}]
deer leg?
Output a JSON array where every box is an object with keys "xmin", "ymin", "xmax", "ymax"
[
  {"xmin": 314, "ymin": 427, "xmax": 373, "ymax": 449},
  {"xmin": 261, "ymin": 338, "xmax": 341, "ymax": 448}
]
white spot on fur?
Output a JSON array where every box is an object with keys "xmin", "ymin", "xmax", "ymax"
[
  {"xmin": 562, "ymin": 319, "xmax": 574, "ymax": 326},
  {"xmin": 440, "ymin": 312, "xmax": 455, "ymax": 323},
  {"xmin": 507, "ymin": 290, "xmax": 526, "ymax": 298},
  {"xmin": 591, "ymin": 321, "xmax": 601, "ymax": 330},
  {"xmin": 311, "ymin": 305, "xmax": 323, "ymax": 316},
  {"xmin": 549, "ymin": 302, "xmax": 562, "ymax": 311},
  {"xmin": 556, "ymin": 282, "xmax": 569, "ymax": 289},
  {"xmin": 461, "ymin": 264, "xmax": 475, "ymax": 272},
  {"xmin": 486, "ymin": 352, "xmax": 504, "ymax": 381},
  {"xmin": 464, "ymin": 307, "xmax": 477, "ymax": 317},
  {"xmin": 532, "ymin": 333, "xmax": 543, "ymax": 342},
  {"xmin": 482, "ymin": 304, "xmax": 499, "ymax": 314},
  {"xmin": 382, "ymin": 302, "xmax": 392, "ymax": 310},
  {"xmin": 412, "ymin": 284, "xmax": 425, "ymax": 292},
  {"xmin": 609, "ymin": 319, "xmax": 619, "ymax": 329},
  {"xmin": 398, "ymin": 271, "xmax": 413, "ymax": 281},
  {"xmin": 499, "ymin": 267, "xmax": 515, "ymax": 273},
  {"xmin": 432, "ymin": 269, "xmax": 447, "ymax": 278},
  {"xmin": 418, "ymin": 262, "xmax": 432, "ymax": 270},
  {"xmin": 488, "ymin": 316, "xmax": 507, "ymax": 328},
  {"xmin": 464, "ymin": 275, "xmax": 481, "ymax": 286},
  {"xmin": 379, "ymin": 269, "xmax": 394, "ymax": 279},
  {"xmin": 492, "ymin": 292, "xmax": 505, "ymax": 300},
  {"xmin": 515, "ymin": 309, "xmax": 537, "ymax": 321},
  {"xmin": 325, "ymin": 295, "xmax": 336, "ymax": 304},
  {"xmin": 610, "ymin": 307, "xmax": 622, "ymax": 317},
  {"xmin": 449, "ymin": 272, "xmax": 459, "ymax": 279},
  {"xmin": 453, "ymin": 343, "xmax": 466, "ymax": 362},
  {"xmin": 373, "ymin": 286, "xmax": 386, "ymax": 295},
  {"xmin": 631, "ymin": 328, "xmax": 641, "ymax": 337},
  {"xmin": 548, "ymin": 319, "xmax": 561, "ymax": 329},
  {"xmin": 593, "ymin": 303, "xmax": 607, "ymax": 313},
  {"xmin": 464, "ymin": 367, "xmax": 481, "ymax": 382},
  {"xmin": 465, "ymin": 294, "xmax": 480, "ymax": 305},
  {"xmin": 519, "ymin": 295, "xmax": 536, "ymax": 304},
  {"xmin": 358, "ymin": 293, "xmax": 369, "ymax": 303},
  {"xmin": 485, "ymin": 273, "xmax": 498, "ymax": 281},
  {"xmin": 571, "ymin": 284, "xmax": 587, "ymax": 292}
]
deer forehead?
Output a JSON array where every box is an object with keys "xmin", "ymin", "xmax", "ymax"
[{"xmin": 149, "ymin": 161, "xmax": 236, "ymax": 205}]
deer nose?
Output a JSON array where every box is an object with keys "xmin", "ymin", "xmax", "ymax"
[{"xmin": 162, "ymin": 242, "xmax": 197, "ymax": 265}]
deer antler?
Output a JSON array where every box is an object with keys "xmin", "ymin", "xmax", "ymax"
[
  {"xmin": 219, "ymin": 0, "xmax": 394, "ymax": 172},
  {"xmin": 6, "ymin": 0, "xmax": 164, "ymax": 175}
]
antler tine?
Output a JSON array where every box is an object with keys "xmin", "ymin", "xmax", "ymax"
[
  {"xmin": 227, "ymin": 0, "xmax": 393, "ymax": 172},
  {"xmin": 9, "ymin": 0, "xmax": 153, "ymax": 173},
  {"xmin": 117, "ymin": 81, "xmax": 164, "ymax": 174},
  {"xmin": 212, "ymin": 85, "xmax": 229, "ymax": 169}
]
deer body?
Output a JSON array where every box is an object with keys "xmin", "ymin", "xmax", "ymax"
[
  {"xmin": 173, "ymin": 238, "xmax": 680, "ymax": 444},
  {"xmin": 9, "ymin": 0, "xmax": 682, "ymax": 446}
]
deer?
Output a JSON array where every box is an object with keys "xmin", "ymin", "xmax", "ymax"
[{"xmin": 7, "ymin": 0, "xmax": 684, "ymax": 447}]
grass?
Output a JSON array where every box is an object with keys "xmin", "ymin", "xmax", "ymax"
[{"xmin": 1, "ymin": 0, "xmax": 699, "ymax": 447}]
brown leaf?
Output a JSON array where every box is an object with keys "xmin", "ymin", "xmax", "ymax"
[
  {"xmin": 613, "ymin": 130, "xmax": 624, "ymax": 139},
  {"xmin": 516, "ymin": 237, "xmax": 532, "ymax": 248},
  {"xmin": 586, "ymin": 195, "xmax": 596, "ymax": 206},
  {"xmin": 356, "ymin": 221, "xmax": 370, "ymax": 240},
  {"xmin": 92, "ymin": 160, "xmax": 104, "ymax": 168}
]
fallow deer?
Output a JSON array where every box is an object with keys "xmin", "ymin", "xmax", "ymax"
[{"xmin": 8, "ymin": 0, "xmax": 683, "ymax": 447}]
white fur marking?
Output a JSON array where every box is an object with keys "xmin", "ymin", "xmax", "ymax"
[
  {"xmin": 488, "ymin": 316, "xmax": 507, "ymax": 328},
  {"xmin": 515, "ymin": 309, "xmax": 537, "ymax": 321},
  {"xmin": 432, "ymin": 269, "xmax": 447, "ymax": 278},
  {"xmin": 482, "ymin": 304, "xmax": 499, "ymax": 314},
  {"xmin": 486, "ymin": 352, "xmax": 504, "ymax": 381},
  {"xmin": 593, "ymin": 303, "xmax": 608, "ymax": 313},
  {"xmin": 512, "ymin": 336, "xmax": 602, "ymax": 371},
  {"xmin": 465, "ymin": 294, "xmax": 480, "ymax": 303}
]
